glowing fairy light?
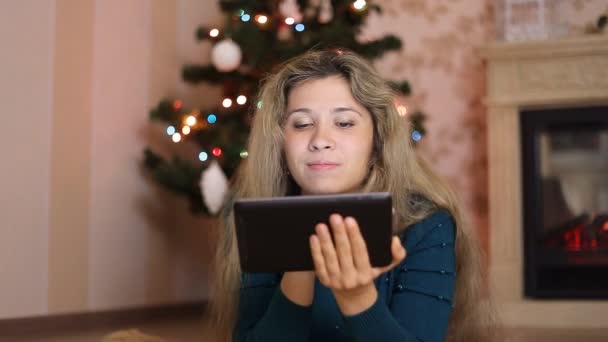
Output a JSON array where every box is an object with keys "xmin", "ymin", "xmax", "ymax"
[
  {"xmin": 209, "ymin": 28, "xmax": 219, "ymax": 37},
  {"xmin": 172, "ymin": 100, "xmax": 182, "ymax": 110},
  {"xmin": 172, "ymin": 133, "xmax": 182, "ymax": 143},
  {"xmin": 412, "ymin": 130, "xmax": 422, "ymax": 142},
  {"xmin": 237, "ymin": 95, "xmax": 247, "ymax": 105},
  {"xmin": 256, "ymin": 15, "xmax": 268, "ymax": 25},
  {"xmin": 222, "ymin": 98, "xmax": 232, "ymax": 108},
  {"xmin": 182, "ymin": 126, "xmax": 191, "ymax": 135},
  {"xmin": 285, "ymin": 17, "xmax": 295, "ymax": 25},
  {"xmin": 199, "ymin": 152, "xmax": 208, "ymax": 162},
  {"xmin": 185, "ymin": 115, "xmax": 196, "ymax": 126},
  {"xmin": 397, "ymin": 105, "xmax": 407, "ymax": 116},
  {"xmin": 166, "ymin": 126, "xmax": 176, "ymax": 135},
  {"xmin": 353, "ymin": 0, "xmax": 367, "ymax": 10}
]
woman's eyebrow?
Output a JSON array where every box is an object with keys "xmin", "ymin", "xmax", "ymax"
[
  {"xmin": 285, "ymin": 107, "xmax": 362, "ymax": 117},
  {"xmin": 331, "ymin": 107, "xmax": 362, "ymax": 117},
  {"xmin": 285, "ymin": 108, "xmax": 313, "ymax": 117}
]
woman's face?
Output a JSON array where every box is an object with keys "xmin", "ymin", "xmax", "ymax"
[{"xmin": 282, "ymin": 75, "xmax": 374, "ymax": 195}]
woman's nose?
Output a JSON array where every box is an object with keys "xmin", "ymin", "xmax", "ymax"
[{"xmin": 309, "ymin": 125, "xmax": 335, "ymax": 151}]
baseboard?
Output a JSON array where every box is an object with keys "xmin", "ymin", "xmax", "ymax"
[{"xmin": 0, "ymin": 301, "xmax": 207, "ymax": 337}]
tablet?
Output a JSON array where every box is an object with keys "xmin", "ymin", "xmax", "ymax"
[{"xmin": 233, "ymin": 192, "xmax": 393, "ymax": 273}]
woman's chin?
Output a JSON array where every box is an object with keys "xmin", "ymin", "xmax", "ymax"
[{"xmin": 300, "ymin": 183, "xmax": 353, "ymax": 195}]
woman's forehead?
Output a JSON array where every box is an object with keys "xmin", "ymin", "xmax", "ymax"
[{"xmin": 286, "ymin": 77, "xmax": 362, "ymax": 107}]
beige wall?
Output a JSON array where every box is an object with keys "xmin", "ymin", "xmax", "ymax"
[
  {"xmin": 0, "ymin": 0, "xmax": 54, "ymax": 319},
  {"xmin": 48, "ymin": 0, "xmax": 93, "ymax": 314},
  {"xmin": 0, "ymin": 0, "xmax": 218, "ymax": 320},
  {"xmin": 88, "ymin": 0, "xmax": 158, "ymax": 310}
]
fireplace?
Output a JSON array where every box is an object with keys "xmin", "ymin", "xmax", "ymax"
[
  {"xmin": 483, "ymin": 34, "xmax": 608, "ymax": 328},
  {"xmin": 521, "ymin": 105, "xmax": 608, "ymax": 298}
]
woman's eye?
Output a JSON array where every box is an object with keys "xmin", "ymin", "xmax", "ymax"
[
  {"xmin": 337, "ymin": 121, "xmax": 354, "ymax": 128},
  {"xmin": 294, "ymin": 122, "xmax": 312, "ymax": 129}
]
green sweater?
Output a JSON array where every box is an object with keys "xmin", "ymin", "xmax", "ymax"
[{"xmin": 234, "ymin": 210, "xmax": 456, "ymax": 341}]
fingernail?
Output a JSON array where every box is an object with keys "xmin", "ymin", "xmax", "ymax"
[{"xmin": 316, "ymin": 225, "xmax": 324, "ymax": 234}]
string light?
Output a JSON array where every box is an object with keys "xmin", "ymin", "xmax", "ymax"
[
  {"xmin": 240, "ymin": 150, "xmax": 249, "ymax": 159},
  {"xmin": 185, "ymin": 115, "xmax": 197, "ymax": 126},
  {"xmin": 241, "ymin": 13, "xmax": 251, "ymax": 22},
  {"xmin": 222, "ymin": 98, "xmax": 232, "ymax": 108},
  {"xmin": 182, "ymin": 126, "xmax": 191, "ymax": 135},
  {"xmin": 199, "ymin": 152, "xmax": 208, "ymax": 162},
  {"xmin": 257, "ymin": 100, "xmax": 263, "ymax": 109},
  {"xmin": 172, "ymin": 100, "xmax": 182, "ymax": 110},
  {"xmin": 295, "ymin": 23, "xmax": 305, "ymax": 32},
  {"xmin": 172, "ymin": 133, "xmax": 182, "ymax": 143},
  {"xmin": 285, "ymin": 17, "xmax": 295, "ymax": 25},
  {"xmin": 411, "ymin": 130, "xmax": 422, "ymax": 142},
  {"xmin": 207, "ymin": 114, "xmax": 217, "ymax": 124},
  {"xmin": 209, "ymin": 28, "xmax": 219, "ymax": 37},
  {"xmin": 212, "ymin": 148, "xmax": 222, "ymax": 157},
  {"xmin": 353, "ymin": 0, "xmax": 367, "ymax": 10},
  {"xmin": 166, "ymin": 126, "xmax": 176, "ymax": 135},
  {"xmin": 397, "ymin": 105, "xmax": 407, "ymax": 116},
  {"xmin": 236, "ymin": 95, "xmax": 247, "ymax": 105},
  {"xmin": 255, "ymin": 15, "xmax": 268, "ymax": 25}
]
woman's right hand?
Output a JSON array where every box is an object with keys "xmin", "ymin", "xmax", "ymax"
[{"xmin": 280, "ymin": 271, "xmax": 316, "ymax": 306}]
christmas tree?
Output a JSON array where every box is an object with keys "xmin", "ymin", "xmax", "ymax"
[{"xmin": 143, "ymin": 0, "xmax": 426, "ymax": 215}]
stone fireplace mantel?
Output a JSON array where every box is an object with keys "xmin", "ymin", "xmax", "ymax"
[{"xmin": 482, "ymin": 35, "xmax": 608, "ymax": 328}]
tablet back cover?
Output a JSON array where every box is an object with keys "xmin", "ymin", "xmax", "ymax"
[{"xmin": 234, "ymin": 192, "xmax": 392, "ymax": 273}]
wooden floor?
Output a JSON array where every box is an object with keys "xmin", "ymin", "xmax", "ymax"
[
  {"xmin": 2, "ymin": 316, "xmax": 210, "ymax": 342},
  {"xmin": 4, "ymin": 315, "xmax": 608, "ymax": 341}
]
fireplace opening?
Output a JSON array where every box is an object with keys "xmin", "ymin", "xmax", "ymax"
[{"xmin": 521, "ymin": 105, "xmax": 608, "ymax": 299}]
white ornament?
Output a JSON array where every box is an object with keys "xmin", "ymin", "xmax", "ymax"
[
  {"xmin": 200, "ymin": 160, "xmax": 229, "ymax": 215},
  {"xmin": 279, "ymin": 0, "xmax": 303, "ymax": 22},
  {"xmin": 318, "ymin": 0, "xmax": 333, "ymax": 24},
  {"xmin": 211, "ymin": 39, "xmax": 242, "ymax": 72}
]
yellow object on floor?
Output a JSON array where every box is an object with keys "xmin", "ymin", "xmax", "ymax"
[{"xmin": 102, "ymin": 329, "xmax": 166, "ymax": 342}]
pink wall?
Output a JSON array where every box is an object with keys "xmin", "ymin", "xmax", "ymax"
[{"xmin": 364, "ymin": 0, "xmax": 607, "ymax": 252}]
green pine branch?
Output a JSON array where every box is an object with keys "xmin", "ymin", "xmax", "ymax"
[
  {"xmin": 143, "ymin": 148, "xmax": 208, "ymax": 214},
  {"xmin": 143, "ymin": 0, "xmax": 427, "ymax": 215}
]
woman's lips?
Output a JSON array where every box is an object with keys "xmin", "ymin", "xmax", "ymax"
[{"xmin": 307, "ymin": 162, "xmax": 339, "ymax": 170}]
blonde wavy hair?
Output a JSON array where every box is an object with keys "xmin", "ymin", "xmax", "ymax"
[{"xmin": 209, "ymin": 49, "xmax": 497, "ymax": 341}]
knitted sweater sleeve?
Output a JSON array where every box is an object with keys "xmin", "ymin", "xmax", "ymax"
[
  {"xmin": 342, "ymin": 211, "xmax": 457, "ymax": 341},
  {"xmin": 233, "ymin": 272, "xmax": 312, "ymax": 342}
]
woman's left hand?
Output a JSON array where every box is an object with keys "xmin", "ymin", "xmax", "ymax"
[{"xmin": 309, "ymin": 213, "xmax": 407, "ymax": 316}]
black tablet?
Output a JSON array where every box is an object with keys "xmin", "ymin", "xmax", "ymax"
[{"xmin": 233, "ymin": 192, "xmax": 393, "ymax": 273}]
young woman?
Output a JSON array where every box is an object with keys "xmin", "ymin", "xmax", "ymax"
[{"xmin": 209, "ymin": 49, "xmax": 495, "ymax": 341}]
